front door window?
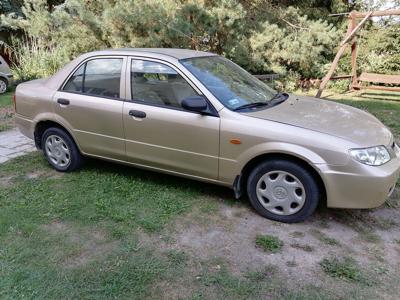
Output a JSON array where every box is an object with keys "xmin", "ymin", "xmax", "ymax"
[{"xmin": 131, "ymin": 59, "xmax": 198, "ymax": 108}]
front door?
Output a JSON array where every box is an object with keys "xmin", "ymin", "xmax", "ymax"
[
  {"xmin": 54, "ymin": 56, "xmax": 126, "ymax": 160},
  {"xmin": 122, "ymin": 58, "xmax": 220, "ymax": 180}
]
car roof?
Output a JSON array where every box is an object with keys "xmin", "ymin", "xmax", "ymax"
[{"xmin": 88, "ymin": 48, "xmax": 217, "ymax": 60}]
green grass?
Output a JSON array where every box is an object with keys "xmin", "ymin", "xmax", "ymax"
[
  {"xmin": 0, "ymin": 153, "xmax": 228, "ymax": 298},
  {"xmin": 255, "ymin": 234, "xmax": 283, "ymax": 253},
  {"xmin": 199, "ymin": 268, "xmax": 262, "ymax": 298},
  {"xmin": 0, "ymin": 153, "xmax": 214, "ymax": 235},
  {"xmin": 0, "ymin": 90, "xmax": 13, "ymax": 108},
  {"xmin": 320, "ymin": 256, "xmax": 366, "ymax": 284},
  {"xmin": 0, "ymin": 89, "xmax": 399, "ymax": 298}
]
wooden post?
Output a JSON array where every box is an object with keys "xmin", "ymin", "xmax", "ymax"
[
  {"xmin": 316, "ymin": 21, "xmax": 353, "ymax": 98},
  {"xmin": 316, "ymin": 11, "xmax": 372, "ymax": 98},
  {"xmin": 340, "ymin": 12, "xmax": 373, "ymax": 46},
  {"xmin": 350, "ymin": 11, "xmax": 359, "ymax": 89},
  {"xmin": 354, "ymin": 9, "xmax": 400, "ymax": 18}
]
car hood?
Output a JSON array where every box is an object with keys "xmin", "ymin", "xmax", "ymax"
[{"xmin": 242, "ymin": 94, "xmax": 392, "ymax": 147}]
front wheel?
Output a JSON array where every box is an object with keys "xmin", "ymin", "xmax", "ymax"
[
  {"xmin": 247, "ymin": 159, "xmax": 321, "ymax": 223},
  {"xmin": 42, "ymin": 127, "xmax": 84, "ymax": 172}
]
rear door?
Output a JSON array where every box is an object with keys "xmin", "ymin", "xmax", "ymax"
[
  {"xmin": 122, "ymin": 57, "xmax": 220, "ymax": 180},
  {"xmin": 53, "ymin": 56, "xmax": 127, "ymax": 160}
]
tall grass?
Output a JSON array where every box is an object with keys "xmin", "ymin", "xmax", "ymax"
[{"xmin": 10, "ymin": 36, "xmax": 69, "ymax": 82}]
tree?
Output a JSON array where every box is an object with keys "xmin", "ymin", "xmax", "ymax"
[{"xmin": 0, "ymin": 0, "xmax": 347, "ymax": 86}]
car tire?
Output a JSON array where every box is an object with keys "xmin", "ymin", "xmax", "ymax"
[
  {"xmin": 41, "ymin": 127, "xmax": 84, "ymax": 172},
  {"xmin": 247, "ymin": 159, "xmax": 321, "ymax": 223},
  {"xmin": 0, "ymin": 78, "xmax": 8, "ymax": 94}
]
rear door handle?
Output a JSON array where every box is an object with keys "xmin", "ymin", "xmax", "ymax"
[
  {"xmin": 129, "ymin": 110, "xmax": 146, "ymax": 118},
  {"xmin": 57, "ymin": 98, "xmax": 70, "ymax": 105}
]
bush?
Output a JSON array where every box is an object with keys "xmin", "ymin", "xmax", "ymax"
[
  {"xmin": 326, "ymin": 79, "xmax": 351, "ymax": 93},
  {"xmin": 1, "ymin": 0, "xmax": 341, "ymax": 82},
  {"xmin": 10, "ymin": 36, "xmax": 69, "ymax": 81}
]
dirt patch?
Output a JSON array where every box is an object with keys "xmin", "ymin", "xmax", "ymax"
[
  {"xmin": 39, "ymin": 197, "xmax": 400, "ymax": 297},
  {"xmin": 26, "ymin": 170, "xmax": 64, "ymax": 180},
  {"xmin": 42, "ymin": 221, "xmax": 118, "ymax": 268},
  {"xmin": 154, "ymin": 202, "xmax": 400, "ymax": 294},
  {"xmin": 63, "ymin": 238, "xmax": 117, "ymax": 269},
  {"xmin": 0, "ymin": 175, "xmax": 13, "ymax": 187},
  {"xmin": 0, "ymin": 170, "xmax": 63, "ymax": 187},
  {"xmin": 171, "ymin": 206, "xmax": 330, "ymax": 283},
  {"xmin": 26, "ymin": 171, "xmax": 45, "ymax": 179}
]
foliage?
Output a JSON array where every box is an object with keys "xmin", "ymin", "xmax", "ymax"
[
  {"xmin": 0, "ymin": 0, "xmax": 399, "ymax": 90},
  {"xmin": 10, "ymin": 36, "xmax": 69, "ymax": 81},
  {"xmin": 0, "ymin": 0, "xmax": 63, "ymax": 17},
  {"xmin": 357, "ymin": 23, "xmax": 400, "ymax": 75},
  {"xmin": 250, "ymin": 6, "xmax": 340, "ymax": 77},
  {"xmin": 0, "ymin": 0, "xmax": 343, "ymax": 85},
  {"xmin": 0, "ymin": 0, "xmax": 24, "ymax": 19}
]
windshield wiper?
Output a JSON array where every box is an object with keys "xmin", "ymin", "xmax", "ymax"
[
  {"xmin": 233, "ymin": 101, "xmax": 269, "ymax": 111},
  {"xmin": 270, "ymin": 92, "xmax": 289, "ymax": 103},
  {"xmin": 233, "ymin": 93, "xmax": 289, "ymax": 111}
]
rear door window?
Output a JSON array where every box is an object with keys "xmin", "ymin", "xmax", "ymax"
[
  {"xmin": 63, "ymin": 65, "xmax": 84, "ymax": 93},
  {"xmin": 63, "ymin": 58, "xmax": 123, "ymax": 99}
]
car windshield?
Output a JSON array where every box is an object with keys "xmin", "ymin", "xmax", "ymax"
[{"xmin": 180, "ymin": 56, "xmax": 277, "ymax": 110}]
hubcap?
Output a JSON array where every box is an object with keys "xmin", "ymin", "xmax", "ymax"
[
  {"xmin": 45, "ymin": 135, "xmax": 71, "ymax": 168},
  {"xmin": 0, "ymin": 80, "xmax": 6, "ymax": 93},
  {"xmin": 256, "ymin": 171, "xmax": 306, "ymax": 216}
]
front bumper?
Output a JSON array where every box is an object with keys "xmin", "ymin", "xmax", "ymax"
[{"xmin": 318, "ymin": 150, "xmax": 400, "ymax": 209}]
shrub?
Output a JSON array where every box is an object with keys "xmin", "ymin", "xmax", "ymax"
[
  {"xmin": 1, "ymin": 0, "xmax": 341, "ymax": 83},
  {"xmin": 10, "ymin": 36, "xmax": 69, "ymax": 81}
]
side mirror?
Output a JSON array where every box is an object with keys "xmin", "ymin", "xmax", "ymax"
[{"xmin": 181, "ymin": 96, "xmax": 208, "ymax": 113}]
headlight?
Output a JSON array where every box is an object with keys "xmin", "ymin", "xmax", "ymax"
[{"xmin": 350, "ymin": 146, "xmax": 390, "ymax": 166}]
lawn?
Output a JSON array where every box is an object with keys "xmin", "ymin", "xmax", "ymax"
[
  {"xmin": 0, "ymin": 90, "xmax": 400, "ymax": 299},
  {"xmin": 0, "ymin": 89, "xmax": 14, "ymax": 132}
]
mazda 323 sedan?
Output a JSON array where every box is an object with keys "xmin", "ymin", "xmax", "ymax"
[{"xmin": 14, "ymin": 49, "xmax": 400, "ymax": 222}]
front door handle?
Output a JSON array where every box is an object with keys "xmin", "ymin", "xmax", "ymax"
[
  {"xmin": 129, "ymin": 110, "xmax": 146, "ymax": 118},
  {"xmin": 57, "ymin": 98, "xmax": 70, "ymax": 105}
]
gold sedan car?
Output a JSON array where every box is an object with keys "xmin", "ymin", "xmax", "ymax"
[{"xmin": 14, "ymin": 49, "xmax": 400, "ymax": 223}]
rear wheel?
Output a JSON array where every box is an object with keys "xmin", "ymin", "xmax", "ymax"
[
  {"xmin": 41, "ymin": 127, "xmax": 83, "ymax": 172},
  {"xmin": 0, "ymin": 78, "xmax": 7, "ymax": 94},
  {"xmin": 247, "ymin": 159, "xmax": 321, "ymax": 223}
]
